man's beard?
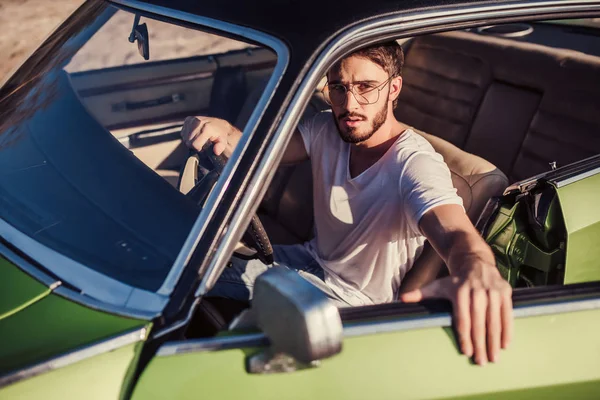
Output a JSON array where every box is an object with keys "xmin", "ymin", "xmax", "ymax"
[{"xmin": 334, "ymin": 101, "xmax": 388, "ymax": 144}]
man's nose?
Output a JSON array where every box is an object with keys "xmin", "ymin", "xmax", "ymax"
[{"xmin": 343, "ymin": 88, "xmax": 361, "ymax": 109}]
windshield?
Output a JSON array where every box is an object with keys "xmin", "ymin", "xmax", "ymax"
[{"xmin": 0, "ymin": 1, "xmax": 277, "ymax": 294}]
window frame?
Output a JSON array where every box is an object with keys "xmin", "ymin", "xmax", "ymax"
[{"xmin": 1, "ymin": 0, "xmax": 289, "ymax": 319}]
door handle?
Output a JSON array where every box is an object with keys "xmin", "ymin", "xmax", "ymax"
[
  {"xmin": 112, "ymin": 93, "xmax": 184, "ymax": 112},
  {"xmin": 121, "ymin": 124, "xmax": 183, "ymax": 149}
]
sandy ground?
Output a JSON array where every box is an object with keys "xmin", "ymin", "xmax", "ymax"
[
  {"xmin": 65, "ymin": 8, "xmax": 249, "ymax": 73},
  {"xmin": 0, "ymin": 0, "xmax": 247, "ymax": 81},
  {"xmin": 0, "ymin": 0, "xmax": 84, "ymax": 80}
]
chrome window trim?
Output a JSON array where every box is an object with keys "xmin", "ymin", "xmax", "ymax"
[
  {"xmin": 108, "ymin": 0, "xmax": 290, "ymax": 296},
  {"xmin": 53, "ymin": 286, "xmax": 159, "ymax": 320},
  {"xmin": 0, "ymin": 233, "xmax": 158, "ymax": 320},
  {"xmin": 0, "ymin": 327, "xmax": 147, "ymax": 389},
  {"xmin": 151, "ymin": 296, "xmax": 200, "ymax": 339},
  {"xmin": 555, "ymin": 166, "xmax": 600, "ymax": 187},
  {"xmin": 344, "ymin": 296, "xmax": 600, "ymax": 338},
  {"xmin": 196, "ymin": 0, "xmax": 600, "ymax": 295},
  {"xmin": 157, "ymin": 332, "xmax": 269, "ymax": 356},
  {"xmin": 0, "ymin": 241, "xmax": 59, "ymax": 288},
  {"xmin": 155, "ymin": 295, "xmax": 600, "ymax": 356},
  {"xmin": 0, "ymin": 218, "xmax": 167, "ymax": 316}
]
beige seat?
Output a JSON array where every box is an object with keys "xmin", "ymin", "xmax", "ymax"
[
  {"xmin": 398, "ymin": 128, "xmax": 508, "ymax": 294},
  {"xmin": 414, "ymin": 129, "xmax": 508, "ymax": 221},
  {"xmin": 396, "ymin": 31, "xmax": 600, "ymax": 183}
]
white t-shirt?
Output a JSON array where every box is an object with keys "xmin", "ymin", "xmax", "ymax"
[{"xmin": 298, "ymin": 110, "xmax": 463, "ymax": 306}]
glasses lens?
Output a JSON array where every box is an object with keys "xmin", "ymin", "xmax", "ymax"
[
  {"xmin": 324, "ymin": 81, "xmax": 386, "ymax": 105},
  {"xmin": 325, "ymin": 84, "xmax": 346, "ymax": 105},
  {"xmin": 356, "ymin": 86, "xmax": 379, "ymax": 104}
]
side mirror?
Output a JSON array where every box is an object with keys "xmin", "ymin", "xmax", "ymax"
[{"xmin": 252, "ymin": 267, "xmax": 343, "ymax": 365}]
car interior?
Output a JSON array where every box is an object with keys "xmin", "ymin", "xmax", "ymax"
[{"xmin": 55, "ymin": 14, "xmax": 600, "ymax": 336}]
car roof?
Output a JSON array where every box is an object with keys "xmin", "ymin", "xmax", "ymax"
[{"xmin": 140, "ymin": 0, "xmax": 510, "ymax": 52}]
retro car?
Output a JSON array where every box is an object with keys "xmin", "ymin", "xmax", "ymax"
[{"xmin": 0, "ymin": 0, "xmax": 600, "ymax": 398}]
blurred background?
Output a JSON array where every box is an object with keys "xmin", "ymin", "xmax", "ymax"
[{"xmin": 0, "ymin": 0, "xmax": 83, "ymax": 80}]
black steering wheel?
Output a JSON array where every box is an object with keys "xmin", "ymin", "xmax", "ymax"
[{"xmin": 178, "ymin": 142, "xmax": 274, "ymax": 265}]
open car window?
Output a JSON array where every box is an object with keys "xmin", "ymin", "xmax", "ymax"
[{"xmin": 0, "ymin": 1, "xmax": 278, "ymax": 303}]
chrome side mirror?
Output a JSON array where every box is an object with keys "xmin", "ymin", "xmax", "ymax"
[{"xmin": 252, "ymin": 267, "xmax": 343, "ymax": 364}]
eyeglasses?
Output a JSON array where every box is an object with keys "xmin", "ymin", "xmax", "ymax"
[{"xmin": 322, "ymin": 75, "xmax": 396, "ymax": 106}]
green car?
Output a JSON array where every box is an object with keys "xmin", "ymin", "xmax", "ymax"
[{"xmin": 1, "ymin": 0, "xmax": 600, "ymax": 398}]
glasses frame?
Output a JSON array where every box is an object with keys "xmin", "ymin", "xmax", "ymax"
[{"xmin": 321, "ymin": 74, "xmax": 397, "ymax": 106}]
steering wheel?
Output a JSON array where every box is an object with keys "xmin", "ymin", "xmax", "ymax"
[{"xmin": 178, "ymin": 142, "xmax": 274, "ymax": 265}]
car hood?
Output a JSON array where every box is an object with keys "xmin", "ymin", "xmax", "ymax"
[{"xmin": 0, "ymin": 257, "xmax": 52, "ymax": 322}]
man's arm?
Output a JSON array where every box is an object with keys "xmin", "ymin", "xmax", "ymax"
[
  {"xmin": 400, "ymin": 204, "xmax": 513, "ymax": 366},
  {"xmin": 180, "ymin": 116, "xmax": 308, "ymax": 164},
  {"xmin": 281, "ymin": 131, "xmax": 310, "ymax": 164}
]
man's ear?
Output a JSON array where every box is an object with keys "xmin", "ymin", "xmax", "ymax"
[{"xmin": 389, "ymin": 76, "xmax": 403, "ymax": 103}]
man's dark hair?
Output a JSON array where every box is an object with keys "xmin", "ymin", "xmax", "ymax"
[{"xmin": 329, "ymin": 41, "xmax": 404, "ymax": 108}]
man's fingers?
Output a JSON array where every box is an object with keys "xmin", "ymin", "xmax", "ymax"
[
  {"xmin": 189, "ymin": 121, "xmax": 215, "ymax": 152},
  {"xmin": 213, "ymin": 139, "xmax": 228, "ymax": 156},
  {"xmin": 471, "ymin": 288, "xmax": 488, "ymax": 365},
  {"xmin": 486, "ymin": 290, "xmax": 501, "ymax": 363},
  {"xmin": 183, "ymin": 117, "xmax": 221, "ymax": 152},
  {"xmin": 399, "ymin": 289, "xmax": 423, "ymax": 303},
  {"xmin": 454, "ymin": 285, "xmax": 472, "ymax": 357},
  {"xmin": 181, "ymin": 117, "xmax": 235, "ymax": 155},
  {"xmin": 500, "ymin": 286, "xmax": 513, "ymax": 349},
  {"xmin": 189, "ymin": 118, "xmax": 204, "ymax": 144},
  {"xmin": 182, "ymin": 116, "xmax": 205, "ymax": 149}
]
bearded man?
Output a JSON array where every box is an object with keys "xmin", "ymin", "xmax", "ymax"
[{"xmin": 180, "ymin": 41, "xmax": 513, "ymax": 366}]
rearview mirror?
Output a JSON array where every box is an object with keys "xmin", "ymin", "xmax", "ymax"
[
  {"xmin": 128, "ymin": 15, "xmax": 149, "ymax": 61},
  {"xmin": 134, "ymin": 23, "xmax": 150, "ymax": 61}
]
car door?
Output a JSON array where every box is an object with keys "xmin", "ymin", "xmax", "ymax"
[
  {"xmin": 130, "ymin": 283, "xmax": 600, "ymax": 400},
  {"xmin": 69, "ymin": 57, "xmax": 216, "ymax": 133},
  {"xmin": 131, "ymin": 152, "xmax": 600, "ymax": 400}
]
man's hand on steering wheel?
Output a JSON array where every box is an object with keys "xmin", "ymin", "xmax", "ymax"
[
  {"xmin": 181, "ymin": 116, "xmax": 242, "ymax": 157},
  {"xmin": 179, "ymin": 115, "xmax": 274, "ymax": 265}
]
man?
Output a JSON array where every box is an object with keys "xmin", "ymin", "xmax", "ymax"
[{"xmin": 180, "ymin": 41, "xmax": 512, "ymax": 366}]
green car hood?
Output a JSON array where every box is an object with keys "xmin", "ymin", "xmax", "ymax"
[
  {"xmin": 0, "ymin": 257, "xmax": 147, "ymax": 374},
  {"xmin": 0, "ymin": 257, "xmax": 50, "ymax": 321}
]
